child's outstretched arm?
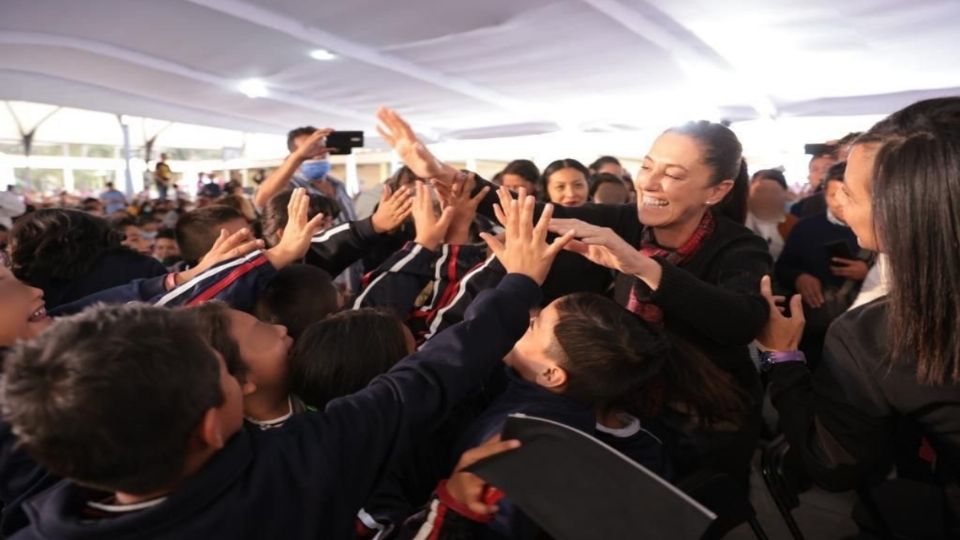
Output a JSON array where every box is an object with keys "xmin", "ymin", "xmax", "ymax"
[
  {"xmin": 306, "ymin": 185, "xmax": 413, "ymax": 278},
  {"xmin": 295, "ymin": 191, "xmax": 574, "ymax": 535}
]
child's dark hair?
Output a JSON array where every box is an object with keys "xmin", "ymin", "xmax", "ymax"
[
  {"xmin": 10, "ymin": 208, "xmax": 124, "ymax": 282},
  {"xmin": 549, "ymin": 294, "xmax": 668, "ymax": 409},
  {"xmin": 750, "ymin": 169, "xmax": 788, "ymax": 191},
  {"xmin": 588, "ymin": 173, "xmax": 629, "ymax": 199},
  {"xmin": 665, "ymin": 121, "xmax": 749, "ymax": 224},
  {"xmin": 589, "ymin": 155, "xmax": 621, "ymax": 172},
  {"xmin": 260, "ymin": 190, "xmax": 340, "ymax": 248},
  {"xmin": 824, "ymin": 161, "xmax": 847, "ymax": 185},
  {"xmin": 190, "ymin": 301, "xmax": 248, "ymax": 382},
  {"xmin": 540, "ymin": 159, "xmax": 590, "ymax": 196},
  {"xmin": 175, "ymin": 205, "xmax": 245, "ymax": 265},
  {"xmin": 290, "ymin": 309, "xmax": 410, "ymax": 408},
  {"xmin": 254, "ymin": 265, "xmax": 339, "ymax": 339},
  {"xmin": 0, "ymin": 304, "xmax": 224, "ymax": 494},
  {"xmin": 551, "ymin": 293, "xmax": 747, "ymax": 427},
  {"xmin": 500, "ymin": 159, "xmax": 540, "ymax": 185}
]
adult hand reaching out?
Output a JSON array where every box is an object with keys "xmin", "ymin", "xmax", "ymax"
[
  {"xmin": 291, "ymin": 128, "xmax": 335, "ymax": 161},
  {"xmin": 264, "ymin": 188, "xmax": 328, "ymax": 269},
  {"xmin": 371, "ymin": 184, "xmax": 414, "ymax": 233},
  {"xmin": 376, "ymin": 107, "xmax": 460, "ymax": 185},
  {"xmin": 479, "ymin": 187, "xmax": 574, "ymax": 285},
  {"xmin": 548, "ymin": 218, "xmax": 664, "ymax": 290},
  {"xmin": 756, "ymin": 275, "xmax": 805, "ymax": 351},
  {"xmin": 411, "ymin": 182, "xmax": 455, "ymax": 251}
]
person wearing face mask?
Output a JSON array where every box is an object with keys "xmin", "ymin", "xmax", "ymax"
[
  {"xmin": 253, "ymin": 126, "xmax": 356, "ymax": 223},
  {"xmin": 758, "ymin": 98, "xmax": 960, "ymax": 540},
  {"xmin": 377, "ymin": 108, "xmax": 771, "ymax": 489}
]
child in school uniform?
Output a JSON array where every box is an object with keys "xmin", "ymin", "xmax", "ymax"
[{"xmin": 0, "ymin": 193, "xmax": 572, "ymax": 540}]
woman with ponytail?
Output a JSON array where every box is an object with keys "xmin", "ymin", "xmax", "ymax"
[{"xmin": 378, "ymin": 109, "xmax": 771, "ymax": 485}]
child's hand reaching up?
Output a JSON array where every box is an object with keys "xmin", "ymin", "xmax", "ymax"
[
  {"xmin": 479, "ymin": 186, "xmax": 574, "ymax": 286},
  {"xmin": 411, "ymin": 182, "xmax": 455, "ymax": 251},
  {"xmin": 265, "ymin": 188, "xmax": 328, "ymax": 269}
]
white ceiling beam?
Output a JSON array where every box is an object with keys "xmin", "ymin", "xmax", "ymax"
[
  {"xmin": 183, "ymin": 0, "xmax": 537, "ymax": 118},
  {"xmin": 578, "ymin": 0, "xmax": 778, "ymax": 118},
  {"xmin": 0, "ymin": 31, "xmax": 374, "ymax": 124}
]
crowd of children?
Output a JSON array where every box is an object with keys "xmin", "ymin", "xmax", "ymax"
[{"xmin": 0, "ymin": 98, "xmax": 957, "ymax": 539}]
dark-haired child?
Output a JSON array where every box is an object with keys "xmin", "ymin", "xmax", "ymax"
[{"xmin": 0, "ymin": 192, "xmax": 569, "ymax": 540}]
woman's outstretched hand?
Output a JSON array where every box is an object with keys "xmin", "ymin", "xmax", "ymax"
[
  {"xmin": 548, "ymin": 218, "xmax": 663, "ymax": 289},
  {"xmin": 480, "ymin": 187, "xmax": 574, "ymax": 286},
  {"xmin": 376, "ymin": 107, "xmax": 459, "ymax": 185}
]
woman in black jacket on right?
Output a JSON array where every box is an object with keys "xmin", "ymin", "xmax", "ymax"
[
  {"xmin": 376, "ymin": 108, "xmax": 771, "ymax": 489},
  {"xmin": 758, "ymin": 98, "xmax": 960, "ymax": 538}
]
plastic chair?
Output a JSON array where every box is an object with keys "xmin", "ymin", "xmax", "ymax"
[
  {"xmin": 676, "ymin": 469, "xmax": 770, "ymax": 540},
  {"xmin": 759, "ymin": 435, "xmax": 809, "ymax": 540}
]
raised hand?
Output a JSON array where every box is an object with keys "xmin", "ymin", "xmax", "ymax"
[
  {"xmin": 756, "ymin": 275, "xmax": 805, "ymax": 351},
  {"xmin": 445, "ymin": 437, "xmax": 520, "ymax": 517},
  {"xmin": 479, "ymin": 187, "xmax": 574, "ymax": 285},
  {"xmin": 371, "ymin": 184, "xmax": 414, "ymax": 233},
  {"xmin": 376, "ymin": 107, "xmax": 458, "ymax": 184},
  {"xmin": 411, "ymin": 182, "xmax": 455, "ymax": 251},
  {"xmin": 265, "ymin": 188, "xmax": 328, "ymax": 269},
  {"xmin": 176, "ymin": 227, "xmax": 264, "ymax": 285},
  {"xmin": 439, "ymin": 174, "xmax": 490, "ymax": 245},
  {"xmin": 547, "ymin": 218, "xmax": 645, "ymax": 274},
  {"xmin": 291, "ymin": 128, "xmax": 335, "ymax": 160}
]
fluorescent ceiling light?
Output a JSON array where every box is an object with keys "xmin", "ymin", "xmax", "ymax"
[
  {"xmin": 238, "ymin": 79, "xmax": 269, "ymax": 98},
  {"xmin": 309, "ymin": 49, "xmax": 337, "ymax": 61}
]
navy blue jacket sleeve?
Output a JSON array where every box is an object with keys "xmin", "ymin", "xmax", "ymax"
[
  {"xmin": 420, "ymin": 254, "xmax": 507, "ymax": 342},
  {"xmin": 305, "ymin": 217, "xmax": 382, "ymax": 278},
  {"xmin": 152, "ymin": 251, "xmax": 277, "ymax": 313},
  {"xmin": 420, "ymin": 244, "xmax": 490, "ymax": 315},
  {"xmin": 293, "ymin": 274, "xmax": 541, "ymax": 532},
  {"xmin": 0, "ymin": 421, "xmax": 57, "ymax": 536},
  {"xmin": 775, "ymin": 220, "xmax": 809, "ymax": 291},
  {"xmin": 50, "ymin": 275, "xmax": 168, "ymax": 316},
  {"xmin": 352, "ymin": 242, "xmax": 439, "ymax": 316}
]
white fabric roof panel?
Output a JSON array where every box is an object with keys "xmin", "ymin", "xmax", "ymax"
[{"xmin": 1, "ymin": 0, "xmax": 957, "ymax": 137}]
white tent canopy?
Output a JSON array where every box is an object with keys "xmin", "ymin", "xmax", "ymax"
[{"xmin": 1, "ymin": 0, "xmax": 958, "ymax": 140}]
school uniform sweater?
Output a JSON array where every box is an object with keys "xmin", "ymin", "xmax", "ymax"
[
  {"xmin": 9, "ymin": 274, "xmax": 542, "ymax": 540},
  {"xmin": 775, "ymin": 211, "xmax": 859, "ymax": 292},
  {"xmin": 454, "ymin": 368, "xmax": 596, "ymax": 540},
  {"xmin": 50, "ymin": 216, "xmax": 381, "ymax": 316},
  {"xmin": 27, "ymin": 249, "xmax": 167, "ymax": 309}
]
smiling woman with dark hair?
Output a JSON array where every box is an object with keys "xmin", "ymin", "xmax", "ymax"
[
  {"xmin": 377, "ymin": 108, "xmax": 772, "ymax": 490},
  {"xmin": 759, "ymin": 98, "xmax": 960, "ymax": 538}
]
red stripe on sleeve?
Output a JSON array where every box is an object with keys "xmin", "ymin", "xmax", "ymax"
[{"xmin": 185, "ymin": 255, "xmax": 269, "ymax": 306}]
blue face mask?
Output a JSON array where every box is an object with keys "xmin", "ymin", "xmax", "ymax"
[{"xmin": 300, "ymin": 159, "xmax": 331, "ymax": 181}]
